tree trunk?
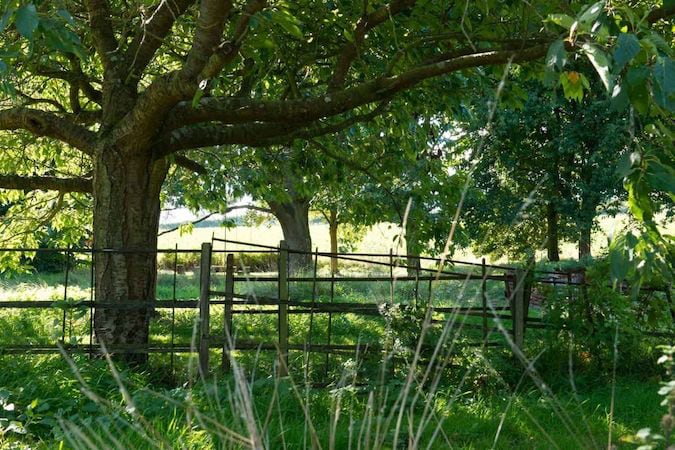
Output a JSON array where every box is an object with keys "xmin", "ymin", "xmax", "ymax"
[
  {"xmin": 578, "ymin": 197, "xmax": 596, "ymax": 260},
  {"xmin": 405, "ymin": 220, "xmax": 421, "ymax": 276},
  {"xmin": 92, "ymin": 145, "xmax": 168, "ymax": 364},
  {"xmin": 329, "ymin": 209, "xmax": 339, "ymax": 274},
  {"xmin": 268, "ymin": 198, "xmax": 312, "ymax": 272},
  {"xmin": 578, "ymin": 222, "xmax": 592, "ymax": 260},
  {"xmin": 546, "ymin": 202, "xmax": 560, "ymax": 262}
]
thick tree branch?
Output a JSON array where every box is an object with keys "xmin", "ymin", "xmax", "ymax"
[
  {"xmin": 0, "ymin": 108, "xmax": 96, "ymax": 155},
  {"xmin": 0, "ymin": 175, "xmax": 92, "ymax": 193},
  {"xmin": 329, "ymin": 0, "xmax": 417, "ymax": 91},
  {"xmin": 34, "ymin": 65, "xmax": 103, "ymax": 105},
  {"xmin": 173, "ymin": 155, "xmax": 207, "ymax": 174},
  {"xmin": 161, "ymin": 101, "xmax": 388, "ymax": 153},
  {"xmin": 125, "ymin": 0, "xmax": 197, "ymax": 82},
  {"xmin": 182, "ymin": 0, "xmax": 233, "ymax": 80},
  {"xmin": 84, "ymin": 0, "xmax": 119, "ymax": 71},
  {"xmin": 254, "ymin": 101, "xmax": 390, "ymax": 146},
  {"xmin": 112, "ymin": 0, "xmax": 234, "ymax": 147},
  {"xmin": 646, "ymin": 5, "xmax": 675, "ymax": 23},
  {"xmin": 162, "ymin": 121, "xmax": 305, "ymax": 153},
  {"xmin": 164, "ymin": 44, "xmax": 548, "ymax": 131},
  {"xmin": 200, "ymin": 0, "xmax": 267, "ymax": 80}
]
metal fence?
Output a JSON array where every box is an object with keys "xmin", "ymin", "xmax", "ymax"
[{"xmin": 0, "ymin": 240, "xmax": 672, "ymax": 380}]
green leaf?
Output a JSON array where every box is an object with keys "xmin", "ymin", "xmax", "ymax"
[
  {"xmin": 582, "ymin": 42, "xmax": 613, "ymax": 91},
  {"xmin": 547, "ymin": 14, "xmax": 575, "ymax": 29},
  {"xmin": 559, "ymin": 71, "xmax": 587, "ymax": 102},
  {"xmin": 646, "ymin": 160, "xmax": 675, "ymax": 197},
  {"xmin": 0, "ymin": 8, "xmax": 14, "ymax": 32},
  {"xmin": 191, "ymin": 79, "xmax": 208, "ymax": 108},
  {"xmin": 545, "ymin": 39, "xmax": 567, "ymax": 71},
  {"xmin": 625, "ymin": 66, "xmax": 650, "ymax": 114},
  {"xmin": 269, "ymin": 9, "xmax": 303, "ymax": 39},
  {"xmin": 15, "ymin": 4, "xmax": 38, "ymax": 39},
  {"xmin": 652, "ymin": 57, "xmax": 675, "ymax": 112},
  {"xmin": 613, "ymin": 33, "xmax": 640, "ymax": 73},
  {"xmin": 615, "ymin": 149, "xmax": 634, "ymax": 178},
  {"xmin": 609, "ymin": 239, "xmax": 629, "ymax": 285},
  {"xmin": 610, "ymin": 83, "xmax": 630, "ymax": 112},
  {"xmin": 57, "ymin": 9, "xmax": 74, "ymax": 25},
  {"xmin": 579, "ymin": 1, "xmax": 605, "ymax": 25}
]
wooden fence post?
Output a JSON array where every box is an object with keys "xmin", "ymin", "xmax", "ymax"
[
  {"xmin": 222, "ymin": 253, "xmax": 234, "ymax": 372},
  {"xmin": 278, "ymin": 241, "xmax": 289, "ymax": 377},
  {"xmin": 199, "ymin": 242, "xmax": 212, "ymax": 378},
  {"xmin": 512, "ymin": 269, "xmax": 527, "ymax": 351},
  {"xmin": 481, "ymin": 258, "xmax": 488, "ymax": 351}
]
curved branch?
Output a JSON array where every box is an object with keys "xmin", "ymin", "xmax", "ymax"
[
  {"xmin": 158, "ymin": 212, "xmax": 215, "ymax": 236},
  {"xmin": 182, "ymin": 0, "xmax": 233, "ymax": 80},
  {"xmin": 164, "ymin": 44, "xmax": 548, "ymax": 131},
  {"xmin": 646, "ymin": 4, "xmax": 675, "ymax": 23},
  {"xmin": 0, "ymin": 175, "xmax": 92, "ymax": 193},
  {"xmin": 174, "ymin": 155, "xmax": 207, "ymax": 174},
  {"xmin": 162, "ymin": 100, "xmax": 388, "ymax": 153},
  {"xmin": 201, "ymin": 0, "xmax": 268, "ymax": 80},
  {"xmin": 329, "ymin": 0, "xmax": 417, "ymax": 91},
  {"xmin": 225, "ymin": 204, "xmax": 273, "ymax": 214},
  {"xmin": 84, "ymin": 0, "xmax": 119, "ymax": 71},
  {"xmin": 125, "ymin": 0, "xmax": 197, "ymax": 82},
  {"xmin": 0, "ymin": 108, "xmax": 96, "ymax": 155},
  {"xmin": 157, "ymin": 204, "xmax": 272, "ymax": 237},
  {"xmin": 34, "ymin": 65, "xmax": 103, "ymax": 105}
]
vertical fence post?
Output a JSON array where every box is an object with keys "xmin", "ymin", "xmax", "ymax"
[
  {"xmin": 222, "ymin": 253, "xmax": 234, "ymax": 372},
  {"xmin": 278, "ymin": 240, "xmax": 289, "ymax": 377},
  {"xmin": 481, "ymin": 258, "xmax": 488, "ymax": 351},
  {"xmin": 305, "ymin": 248, "xmax": 319, "ymax": 376},
  {"xmin": 199, "ymin": 242, "xmax": 212, "ymax": 378},
  {"xmin": 89, "ymin": 249, "xmax": 95, "ymax": 358},
  {"xmin": 512, "ymin": 269, "xmax": 526, "ymax": 351},
  {"xmin": 389, "ymin": 248, "xmax": 394, "ymax": 305},
  {"xmin": 61, "ymin": 246, "xmax": 71, "ymax": 344},
  {"xmin": 414, "ymin": 263, "xmax": 420, "ymax": 309},
  {"xmin": 171, "ymin": 244, "xmax": 178, "ymax": 374},
  {"xmin": 325, "ymin": 260, "xmax": 335, "ymax": 378}
]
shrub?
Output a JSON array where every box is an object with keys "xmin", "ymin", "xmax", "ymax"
[
  {"xmin": 157, "ymin": 251, "xmax": 201, "ymax": 271},
  {"xmin": 234, "ymin": 252, "xmax": 278, "ymax": 272},
  {"xmin": 538, "ymin": 257, "xmax": 672, "ymax": 375}
]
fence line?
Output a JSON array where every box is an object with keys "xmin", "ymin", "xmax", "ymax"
[{"xmin": 0, "ymin": 242, "xmax": 672, "ymax": 382}]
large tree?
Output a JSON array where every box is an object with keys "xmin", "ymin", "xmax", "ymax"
[
  {"xmin": 460, "ymin": 82, "xmax": 629, "ymax": 261},
  {"xmin": 0, "ymin": 0, "xmax": 671, "ymax": 355}
]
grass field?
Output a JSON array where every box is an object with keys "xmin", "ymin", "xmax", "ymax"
[
  {"xmin": 1, "ymin": 256, "xmax": 672, "ymax": 448},
  {"xmin": 0, "ymin": 351, "xmax": 666, "ymax": 449}
]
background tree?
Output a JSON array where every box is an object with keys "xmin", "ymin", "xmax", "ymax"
[{"xmin": 460, "ymin": 82, "xmax": 629, "ymax": 261}]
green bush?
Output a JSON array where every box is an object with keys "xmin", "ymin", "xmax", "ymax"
[
  {"xmin": 157, "ymin": 251, "xmax": 201, "ymax": 271},
  {"xmin": 234, "ymin": 252, "xmax": 278, "ymax": 272},
  {"xmin": 537, "ymin": 257, "xmax": 672, "ymax": 376}
]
